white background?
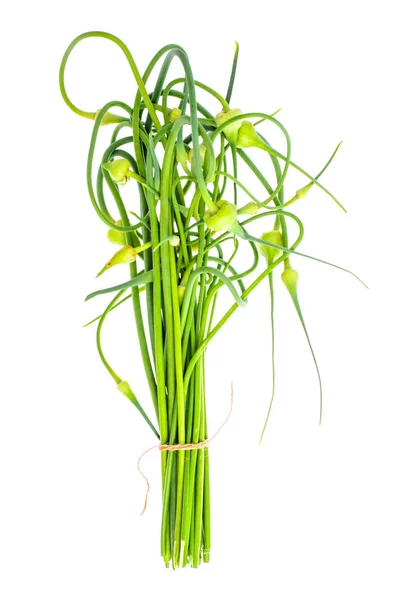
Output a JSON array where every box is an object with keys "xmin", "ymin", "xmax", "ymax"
[{"xmin": 1, "ymin": 0, "xmax": 396, "ymax": 598}]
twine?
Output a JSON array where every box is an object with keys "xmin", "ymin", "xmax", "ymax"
[{"xmin": 137, "ymin": 383, "xmax": 234, "ymax": 515}]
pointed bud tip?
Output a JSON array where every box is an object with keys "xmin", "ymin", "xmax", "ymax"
[
  {"xmin": 97, "ymin": 245, "xmax": 137, "ymax": 276},
  {"xmin": 238, "ymin": 201, "xmax": 259, "ymax": 216},
  {"xmin": 95, "ymin": 110, "xmax": 124, "ymax": 125},
  {"xmin": 296, "ymin": 182, "xmax": 314, "ymax": 199}
]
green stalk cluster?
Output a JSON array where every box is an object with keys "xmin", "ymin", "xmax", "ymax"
[{"xmin": 60, "ymin": 32, "xmax": 364, "ymax": 569}]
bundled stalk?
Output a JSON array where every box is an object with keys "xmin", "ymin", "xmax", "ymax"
[{"xmin": 60, "ymin": 32, "xmax": 364, "ymax": 569}]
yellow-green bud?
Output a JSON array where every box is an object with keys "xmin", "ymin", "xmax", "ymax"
[
  {"xmin": 236, "ymin": 120, "xmax": 265, "ymax": 149},
  {"xmin": 169, "ymin": 107, "xmax": 182, "ymax": 122},
  {"xmin": 188, "ymin": 145, "xmax": 215, "ymax": 182},
  {"xmin": 169, "ymin": 235, "xmax": 180, "ymax": 247},
  {"xmin": 117, "ymin": 380, "xmax": 134, "ymax": 401},
  {"xmin": 204, "ymin": 200, "xmax": 238, "ymax": 232},
  {"xmin": 107, "ymin": 220, "xmax": 126, "ymax": 245},
  {"xmin": 188, "ymin": 144, "xmax": 206, "ymax": 167},
  {"xmin": 281, "ymin": 268, "xmax": 299, "ymax": 296},
  {"xmin": 102, "ymin": 159, "xmax": 132, "ymax": 184},
  {"xmin": 177, "ymin": 285, "xmax": 186, "ymax": 305},
  {"xmin": 286, "ymin": 182, "xmax": 315, "ymax": 207},
  {"xmin": 215, "ymin": 108, "xmax": 242, "ymax": 144},
  {"xmin": 296, "ymin": 182, "xmax": 314, "ymax": 199},
  {"xmin": 237, "ymin": 202, "xmax": 259, "ymax": 216},
  {"xmin": 176, "ymin": 147, "xmax": 189, "ymax": 164},
  {"xmin": 96, "ymin": 245, "xmax": 137, "ymax": 277},
  {"xmin": 95, "ymin": 110, "xmax": 125, "ymax": 125},
  {"xmin": 259, "ymin": 230, "xmax": 283, "ymax": 264}
]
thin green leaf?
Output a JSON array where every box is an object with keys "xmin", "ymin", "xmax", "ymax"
[{"xmin": 85, "ymin": 270, "xmax": 154, "ymax": 301}]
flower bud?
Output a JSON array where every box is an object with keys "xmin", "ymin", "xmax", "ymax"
[
  {"xmin": 107, "ymin": 220, "xmax": 126, "ymax": 245},
  {"xmin": 169, "ymin": 235, "xmax": 180, "ymax": 247},
  {"xmin": 237, "ymin": 201, "xmax": 259, "ymax": 216},
  {"xmin": 281, "ymin": 268, "xmax": 299, "ymax": 297},
  {"xmin": 169, "ymin": 107, "xmax": 182, "ymax": 122},
  {"xmin": 176, "ymin": 146, "xmax": 189, "ymax": 164},
  {"xmin": 177, "ymin": 285, "xmax": 186, "ymax": 305},
  {"xmin": 286, "ymin": 182, "xmax": 315, "ymax": 206},
  {"xmin": 236, "ymin": 120, "xmax": 265, "ymax": 150},
  {"xmin": 188, "ymin": 144, "xmax": 206, "ymax": 167},
  {"xmin": 95, "ymin": 110, "xmax": 125, "ymax": 125},
  {"xmin": 96, "ymin": 245, "xmax": 137, "ymax": 277},
  {"xmin": 204, "ymin": 200, "xmax": 238, "ymax": 233},
  {"xmin": 102, "ymin": 159, "xmax": 132, "ymax": 184},
  {"xmin": 117, "ymin": 380, "xmax": 134, "ymax": 401},
  {"xmin": 258, "ymin": 230, "xmax": 283, "ymax": 264},
  {"xmin": 215, "ymin": 108, "xmax": 242, "ymax": 144},
  {"xmin": 296, "ymin": 182, "xmax": 314, "ymax": 199}
]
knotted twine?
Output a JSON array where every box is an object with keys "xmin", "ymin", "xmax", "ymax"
[{"xmin": 137, "ymin": 383, "xmax": 234, "ymax": 515}]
